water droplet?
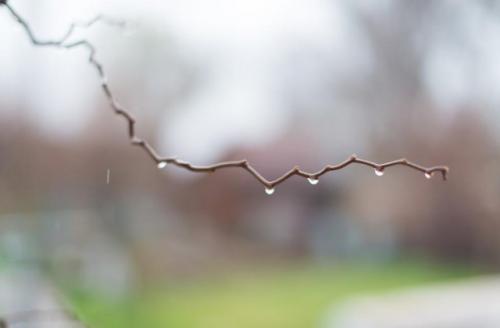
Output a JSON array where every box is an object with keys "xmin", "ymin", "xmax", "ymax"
[
  {"xmin": 307, "ymin": 178, "xmax": 319, "ymax": 185},
  {"xmin": 425, "ymin": 172, "xmax": 432, "ymax": 179},
  {"xmin": 157, "ymin": 161, "xmax": 167, "ymax": 169},
  {"xmin": 374, "ymin": 168, "xmax": 384, "ymax": 176},
  {"xmin": 265, "ymin": 187, "xmax": 275, "ymax": 195}
]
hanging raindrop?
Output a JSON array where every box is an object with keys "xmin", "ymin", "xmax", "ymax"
[
  {"xmin": 265, "ymin": 187, "xmax": 275, "ymax": 195},
  {"xmin": 374, "ymin": 168, "xmax": 384, "ymax": 176},
  {"xmin": 157, "ymin": 161, "xmax": 167, "ymax": 169},
  {"xmin": 425, "ymin": 172, "xmax": 432, "ymax": 179},
  {"xmin": 307, "ymin": 177, "xmax": 319, "ymax": 185}
]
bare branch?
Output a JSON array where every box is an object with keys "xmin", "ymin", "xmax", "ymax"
[{"xmin": 2, "ymin": 2, "xmax": 449, "ymax": 191}]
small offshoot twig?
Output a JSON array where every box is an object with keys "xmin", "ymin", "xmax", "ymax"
[{"xmin": 1, "ymin": 1, "xmax": 449, "ymax": 193}]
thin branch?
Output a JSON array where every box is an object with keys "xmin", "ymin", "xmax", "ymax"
[{"xmin": 2, "ymin": 1, "xmax": 449, "ymax": 191}]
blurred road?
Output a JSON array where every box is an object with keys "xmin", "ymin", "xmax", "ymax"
[
  {"xmin": 0, "ymin": 270, "xmax": 80, "ymax": 327},
  {"xmin": 327, "ymin": 276, "xmax": 500, "ymax": 328}
]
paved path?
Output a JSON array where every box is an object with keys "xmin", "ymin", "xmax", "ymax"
[
  {"xmin": 0, "ymin": 270, "xmax": 83, "ymax": 327},
  {"xmin": 325, "ymin": 276, "xmax": 500, "ymax": 328}
]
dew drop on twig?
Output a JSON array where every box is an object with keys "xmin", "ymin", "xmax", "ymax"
[
  {"xmin": 425, "ymin": 172, "xmax": 432, "ymax": 179},
  {"xmin": 374, "ymin": 168, "xmax": 384, "ymax": 176},
  {"xmin": 265, "ymin": 187, "xmax": 275, "ymax": 195},
  {"xmin": 157, "ymin": 161, "xmax": 167, "ymax": 169},
  {"xmin": 307, "ymin": 178, "xmax": 319, "ymax": 185}
]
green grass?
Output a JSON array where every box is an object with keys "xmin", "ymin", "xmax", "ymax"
[{"xmin": 67, "ymin": 261, "xmax": 476, "ymax": 328}]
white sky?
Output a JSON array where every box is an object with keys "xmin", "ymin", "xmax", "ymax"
[
  {"xmin": 0, "ymin": 0, "xmax": 346, "ymax": 162},
  {"xmin": 1, "ymin": 0, "xmax": 500, "ymax": 162}
]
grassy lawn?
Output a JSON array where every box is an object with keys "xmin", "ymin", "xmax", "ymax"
[{"xmin": 67, "ymin": 261, "xmax": 476, "ymax": 328}]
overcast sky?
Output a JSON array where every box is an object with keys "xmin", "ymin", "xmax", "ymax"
[
  {"xmin": 0, "ymin": 0, "xmax": 345, "ymax": 162},
  {"xmin": 1, "ymin": 0, "xmax": 500, "ymax": 163}
]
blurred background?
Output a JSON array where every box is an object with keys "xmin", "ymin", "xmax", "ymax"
[{"xmin": 1, "ymin": 0, "xmax": 500, "ymax": 327}]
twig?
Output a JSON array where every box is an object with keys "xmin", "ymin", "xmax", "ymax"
[{"xmin": 1, "ymin": 1, "xmax": 449, "ymax": 191}]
